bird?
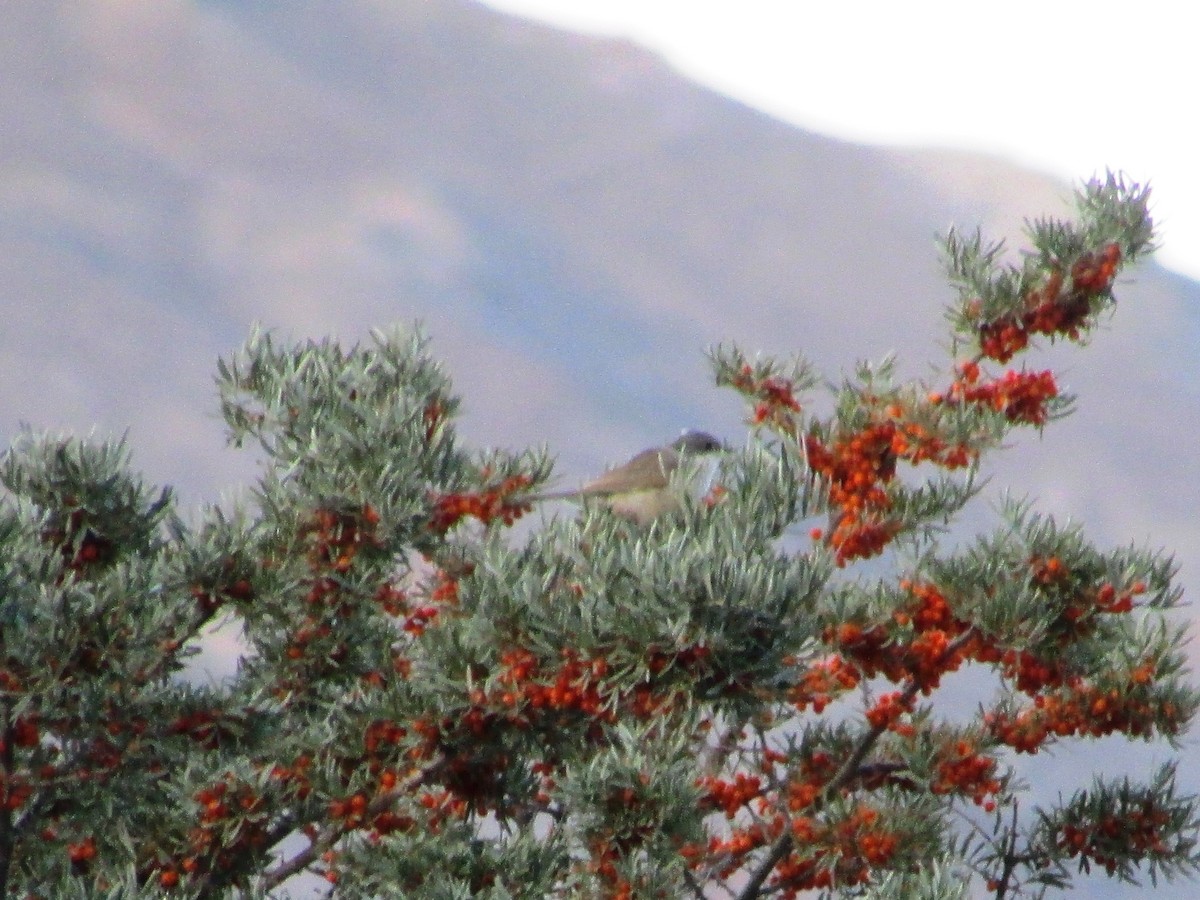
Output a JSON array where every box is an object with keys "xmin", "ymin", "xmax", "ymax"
[{"xmin": 527, "ymin": 430, "xmax": 726, "ymax": 524}]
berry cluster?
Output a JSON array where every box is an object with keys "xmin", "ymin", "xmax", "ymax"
[
  {"xmin": 1057, "ymin": 801, "xmax": 1174, "ymax": 876},
  {"xmin": 865, "ymin": 691, "xmax": 913, "ymax": 730},
  {"xmin": 727, "ymin": 364, "xmax": 804, "ymax": 431},
  {"xmin": 698, "ymin": 772, "xmax": 763, "ymax": 817},
  {"xmin": 1070, "ymin": 243, "xmax": 1122, "ymax": 294},
  {"xmin": 987, "ymin": 676, "xmax": 1182, "ymax": 754},
  {"xmin": 787, "ymin": 654, "xmax": 860, "ymax": 713},
  {"xmin": 824, "ymin": 582, "xmax": 972, "ymax": 693},
  {"xmin": 268, "ymin": 753, "xmax": 313, "ymax": 800},
  {"xmin": 929, "ymin": 738, "xmax": 1001, "ymax": 809},
  {"xmin": 428, "ymin": 474, "xmax": 532, "ymax": 533},
  {"xmin": 702, "ymin": 819, "xmax": 776, "ymax": 879},
  {"xmin": 944, "ymin": 364, "xmax": 1060, "ymax": 427},
  {"xmin": 67, "ymin": 835, "xmax": 97, "ymax": 873},
  {"xmin": 153, "ymin": 776, "xmax": 270, "ymax": 889},
  {"xmin": 804, "ymin": 425, "xmax": 898, "ymax": 565},
  {"xmin": 804, "ymin": 406, "xmax": 976, "ymax": 566},
  {"xmin": 771, "ymin": 804, "xmax": 900, "ymax": 896},
  {"xmin": 493, "ymin": 647, "xmax": 608, "ymax": 720},
  {"xmin": 971, "ymin": 243, "xmax": 1122, "ymax": 363},
  {"xmin": 486, "ymin": 646, "xmax": 696, "ymax": 728},
  {"xmin": 301, "ymin": 504, "xmax": 383, "ymax": 573},
  {"xmin": 168, "ymin": 709, "xmax": 237, "ymax": 751},
  {"xmin": 40, "ymin": 503, "xmax": 116, "ymax": 573}
]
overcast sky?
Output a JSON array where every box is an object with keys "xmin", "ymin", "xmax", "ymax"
[{"xmin": 484, "ymin": 0, "xmax": 1200, "ymax": 283}]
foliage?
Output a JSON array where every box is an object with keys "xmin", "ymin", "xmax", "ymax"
[{"xmin": 1, "ymin": 174, "xmax": 1197, "ymax": 898}]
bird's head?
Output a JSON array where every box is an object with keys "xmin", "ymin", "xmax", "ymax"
[{"xmin": 671, "ymin": 430, "xmax": 726, "ymax": 454}]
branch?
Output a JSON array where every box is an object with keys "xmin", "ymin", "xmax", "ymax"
[
  {"xmin": 682, "ymin": 864, "xmax": 710, "ymax": 899},
  {"xmin": 734, "ymin": 628, "xmax": 978, "ymax": 900},
  {"xmin": 260, "ymin": 759, "xmax": 440, "ymax": 892},
  {"xmin": 993, "ymin": 801, "xmax": 1021, "ymax": 900}
]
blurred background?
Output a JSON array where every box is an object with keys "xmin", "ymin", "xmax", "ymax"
[{"xmin": 3, "ymin": 3, "xmax": 1198, "ymax": 895}]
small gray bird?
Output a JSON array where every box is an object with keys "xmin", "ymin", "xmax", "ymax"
[{"xmin": 528, "ymin": 430, "xmax": 725, "ymax": 524}]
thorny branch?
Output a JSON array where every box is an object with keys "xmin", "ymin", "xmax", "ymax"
[{"xmin": 734, "ymin": 628, "xmax": 979, "ymax": 899}]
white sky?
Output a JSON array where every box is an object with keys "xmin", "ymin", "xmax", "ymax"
[{"xmin": 483, "ymin": 0, "xmax": 1200, "ymax": 283}]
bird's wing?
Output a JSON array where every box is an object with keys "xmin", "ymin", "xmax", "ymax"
[{"xmin": 577, "ymin": 448, "xmax": 677, "ymax": 496}]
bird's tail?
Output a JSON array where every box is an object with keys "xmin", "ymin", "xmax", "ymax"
[{"xmin": 522, "ymin": 490, "xmax": 579, "ymax": 502}]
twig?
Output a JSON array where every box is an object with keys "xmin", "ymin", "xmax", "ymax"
[{"xmin": 993, "ymin": 800, "xmax": 1021, "ymax": 900}]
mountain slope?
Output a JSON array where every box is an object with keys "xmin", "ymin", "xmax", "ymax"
[{"xmin": 2, "ymin": 0, "xmax": 1197, "ymax": 544}]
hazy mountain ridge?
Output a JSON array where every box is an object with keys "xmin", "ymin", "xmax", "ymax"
[{"xmin": 3, "ymin": 0, "xmax": 1197, "ymax": 537}]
